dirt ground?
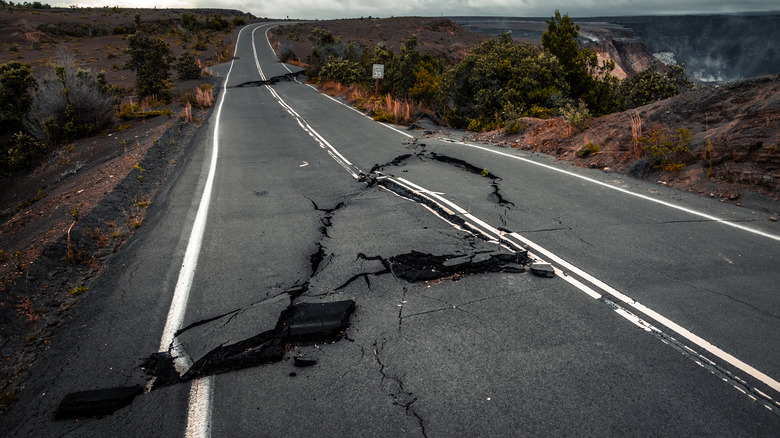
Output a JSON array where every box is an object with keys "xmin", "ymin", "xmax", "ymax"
[
  {"xmin": 269, "ymin": 17, "xmax": 488, "ymax": 65},
  {"xmin": 0, "ymin": 6, "xmax": 245, "ymax": 412}
]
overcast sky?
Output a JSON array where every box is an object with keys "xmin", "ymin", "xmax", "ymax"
[{"xmin": 59, "ymin": 0, "xmax": 779, "ymax": 20}]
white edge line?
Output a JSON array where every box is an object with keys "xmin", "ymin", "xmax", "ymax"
[
  {"xmin": 185, "ymin": 377, "xmax": 213, "ymax": 438},
  {"xmin": 508, "ymin": 228, "xmax": 780, "ymax": 394},
  {"xmin": 158, "ymin": 29, "xmax": 240, "ymax": 354},
  {"xmin": 452, "ymin": 141, "xmax": 780, "ymax": 243},
  {"xmin": 167, "ymin": 21, "xmax": 251, "ymax": 438}
]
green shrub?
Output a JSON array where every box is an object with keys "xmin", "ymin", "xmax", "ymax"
[
  {"xmin": 620, "ymin": 61, "xmax": 695, "ymax": 108},
  {"xmin": 320, "ymin": 55, "xmax": 363, "ymax": 85},
  {"xmin": 560, "ymin": 99, "xmax": 590, "ymax": 128},
  {"xmin": 467, "ymin": 117, "xmax": 498, "ymax": 132},
  {"xmin": 175, "ymin": 52, "xmax": 201, "ymax": 80},
  {"xmin": 442, "ymin": 32, "xmax": 567, "ymax": 128},
  {"xmin": 0, "ymin": 61, "xmax": 35, "ymax": 136},
  {"xmin": 639, "ymin": 127, "xmax": 691, "ymax": 170},
  {"xmin": 577, "ymin": 142, "xmax": 600, "ymax": 158}
]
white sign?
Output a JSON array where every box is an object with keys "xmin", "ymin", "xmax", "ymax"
[{"xmin": 372, "ymin": 64, "xmax": 385, "ymax": 79}]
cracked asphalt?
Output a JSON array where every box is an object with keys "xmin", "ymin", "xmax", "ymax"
[{"xmin": 3, "ymin": 23, "xmax": 780, "ymax": 437}]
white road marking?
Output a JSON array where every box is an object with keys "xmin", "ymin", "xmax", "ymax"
[
  {"xmin": 447, "ymin": 140, "xmax": 780, "ymax": 243},
  {"xmin": 385, "ymin": 176, "xmax": 780, "ymax": 412},
  {"xmin": 168, "ymin": 21, "xmax": 262, "ymax": 438},
  {"xmin": 185, "ymin": 377, "xmax": 213, "ymax": 438}
]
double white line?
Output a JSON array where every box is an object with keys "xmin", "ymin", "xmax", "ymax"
[{"xmin": 383, "ymin": 175, "xmax": 780, "ymax": 413}]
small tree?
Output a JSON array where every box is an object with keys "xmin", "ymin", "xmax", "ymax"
[
  {"xmin": 386, "ymin": 34, "xmax": 421, "ymax": 98},
  {"xmin": 0, "ymin": 61, "xmax": 35, "ymax": 136},
  {"xmin": 175, "ymin": 52, "xmax": 201, "ymax": 80},
  {"xmin": 126, "ymin": 32, "xmax": 173, "ymax": 100}
]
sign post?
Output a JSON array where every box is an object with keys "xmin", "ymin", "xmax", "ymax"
[{"xmin": 372, "ymin": 64, "xmax": 384, "ymax": 99}]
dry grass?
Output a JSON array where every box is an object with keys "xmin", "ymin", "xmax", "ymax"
[
  {"xmin": 318, "ymin": 80, "xmax": 420, "ymax": 125},
  {"xmin": 195, "ymin": 85, "xmax": 214, "ymax": 108},
  {"xmin": 183, "ymin": 102, "xmax": 192, "ymax": 122},
  {"xmin": 630, "ymin": 110, "xmax": 643, "ymax": 159},
  {"xmin": 16, "ymin": 297, "xmax": 38, "ymax": 324}
]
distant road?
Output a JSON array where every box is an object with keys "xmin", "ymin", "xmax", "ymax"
[{"xmin": 5, "ymin": 22, "xmax": 779, "ymax": 437}]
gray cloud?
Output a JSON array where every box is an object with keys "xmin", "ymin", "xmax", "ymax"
[{"xmin": 58, "ymin": 0, "xmax": 778, "ymax": 19}]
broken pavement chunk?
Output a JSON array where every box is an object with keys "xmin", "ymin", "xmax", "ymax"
[
  {"xmin": 390, "ymin": 250, "xmax": 527, "ymax": 282},
  {"xmin": 293, "ymin": 357, "xmax": 318, "ymax": 367},
  {"xmin": 531, "ymin": 262, "xmax": 555, "ymax": 278},
  {"xmin": 55, "ymin": 385, "xmax": 143, "ymax": 420},
  {"xmin": 280, "ymin": 300, "xmax": 356, "ymax": 343}
]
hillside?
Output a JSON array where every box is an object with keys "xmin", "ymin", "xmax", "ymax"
[
  {"xmin": 467, "ymin": 73, "xmax": 780, "ymax": 214},
  {"xmin": 0, "ymin": 6, "xmax": 253, "ymax": 413}
]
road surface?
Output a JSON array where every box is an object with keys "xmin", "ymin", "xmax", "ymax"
[{"xmin": 4, "ymin": 23, "xmax": 780, "ymax": 437}]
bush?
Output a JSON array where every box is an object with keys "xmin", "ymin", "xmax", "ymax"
[
  {"xmin": 620, "ymin": 61, "xmax": 695, "ymax": 108},
  {"xmin": 577, "ymin": 142, "xmax": 600, "ymax": 158},
  {"xmin": 0, "ymin": 61, "xmax": 35, "ymax": 136},
  {"xmin": 639, "ymin": 126, "xmax": 692, "ymax": 170},
  {"xmin": 1, "ymin": 131, "xmax": 48, "ymax": 173},
  {"xmin": 442, "ymin": 32, "xmax": 567, "ymax": 128},
  {"xmin": 320, "ymin": 55, "xmax": 363, "ymax": 85},
  {"xmin": 560, "ymin": 99, "xmax": 590, "ymax": 128},
  {"xmin": 25, "ymin": 55, "xmax": 114, "ymax": 145},
  {"xmin": 205, "ymin": 15, "xmax": 230, "ymax": 32}
]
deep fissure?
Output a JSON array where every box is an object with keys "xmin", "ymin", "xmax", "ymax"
[
  {"xmin": 231, "ymin": 70, "xmax": 304, "ymax": 88},
  {"xmin": 55, "ymin": 147, "xmax": 532, "ymax": 420}
]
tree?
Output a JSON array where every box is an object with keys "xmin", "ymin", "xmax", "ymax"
[
  {"xmin": 0, "ymin": 61, "xmax": 35, "ymax": 136},
  {"xmin": 386, "ymin": 35, "xmax": 421, "ymax": 98},
  {"xmin": 126, "ymin": 32, "xmax": 173, "ymax": 100},
  {"xmin": 306, "ymin": 27, "xmax": 338, "ymax": 78},
  {"xmin": 542, "ymin": 10, "xmax": 620, "ymax": 115}
]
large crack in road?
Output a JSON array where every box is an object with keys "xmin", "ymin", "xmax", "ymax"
[{"xmin": 54, "ymin": 146, "xmax": 534, "ymax": 421}]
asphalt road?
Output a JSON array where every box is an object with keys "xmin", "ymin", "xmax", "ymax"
[{"xmin": 4, "ymin": 23, "xmax": 780, "ymax": 437}]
